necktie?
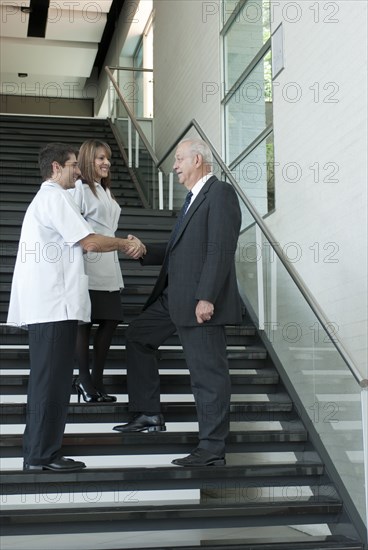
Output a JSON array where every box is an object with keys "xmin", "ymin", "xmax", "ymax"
[{"xmin": 163, "ymin": 191, "xmax": 193, "ymax": 273}]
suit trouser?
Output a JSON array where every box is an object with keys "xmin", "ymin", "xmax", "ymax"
[
  {"xmin": 23, "ymin": 321, "xmax": 78, "ymax": 465},
  {"xmin": 125, "ymin": 289, "xmax": 231, "ymax": 456}
]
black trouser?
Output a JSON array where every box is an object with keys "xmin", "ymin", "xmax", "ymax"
[
  {"xmin": 23, "ymin": 321, "xmax": 78, "ymax": 465},
  {"xmin": 125, "ymin": 289, "xmax": 230, "ymax": 456}
]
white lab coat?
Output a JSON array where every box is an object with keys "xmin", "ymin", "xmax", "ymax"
[
  {"xmin": 69, "ymin": 180, "xmax": 124, "ymax": 291},
  {"xmin": 7, "ymin": 181, "xmax": 93, "ymax": 327}
]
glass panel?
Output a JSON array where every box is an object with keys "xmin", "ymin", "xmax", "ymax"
[
  {"xmin": 231, "ymin": 131, "xmax": 274, "ymax": 227},
  {"xmin": 235, "ymin": 223, "xmax": 259, "ymax": 320},
  {"xmin": 266, "ymin": 133, "xmax": 274, "ymax": 212},
  {"xmin": 132, "ymin": 130, "xmax": 157, "ymax": 207},
  {"xmin": 107, "ymin": 67, "xmax": 156, "ymax": 207},
  {"xmin": 117, "ymin": 69, "xmax": 143, "ymax": 119},
  {"xmin": 111, "ymin": 116, "xmax": 156, "ymax": 208},
  {"xmin": 240, "ymin": 229, "xmax": 366, "ymax": 525},
  {"xmin": 134, "ymin": 41, "xmax": 144, "ymax": 117},
  {"xmin": 223, "ymin": 0, "xmax": 271, "ymax": 90},
  {"xmin": 225, "ymin": 49, "xmax": 272, "ymax": 163}
]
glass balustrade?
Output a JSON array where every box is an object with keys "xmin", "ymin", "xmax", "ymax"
[
  {"xmin": 106, "ymin": 67, "xmax": 158, "ymax": 208},
  {"xmin": 237, "ymin": 222, "xmax": 367, "ymax": 528},
  {"xmin": 100, "ymin": 80, "xmax": 367, "ymax": 529}
]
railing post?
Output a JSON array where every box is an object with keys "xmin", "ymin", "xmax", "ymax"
[
  {"xmin": 168, "ymin": 172, "xmax": 174, "ymax": 210},
  {"xmin": 361, "ymin": 385, "xmax": 368, "ymax": 541},
  {"xmin": 271, "ymin": 245, "xmax": 277, "ymax": 327},
  {"xmin": 256, "ymin": 224, "xmax": 264, "ymax": 330},
  {"xmin": 158, "ymin": 171, "xmax": 164, "ymax": 210},
  {"xmin": 128, "ymin": 118, "xmax": 132, "ymax": 168},
  {"xmin": 108, "ymin": 84, "xmax": 112, "ymax": 120},
  {"xmin": 135, "ymin": 130, "xmax": 139, "ymax": 168}
]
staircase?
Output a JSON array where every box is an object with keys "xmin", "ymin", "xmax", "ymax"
[{"xmin": 0, "ymin": 114, "xmax": 364, "ymax": 550}]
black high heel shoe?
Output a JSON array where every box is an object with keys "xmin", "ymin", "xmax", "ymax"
[{"xmin": 73, "ymin": 378, "xmax": 102, "ymax": 403}]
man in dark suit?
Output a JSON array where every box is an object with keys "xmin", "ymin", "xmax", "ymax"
[{"xmin": 114, "ymin": 138, "xmax": 242, "ymax": 466}]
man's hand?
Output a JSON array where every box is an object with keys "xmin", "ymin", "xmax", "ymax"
[
  {"xmin": 124, "ymin": 234, "xmax": 146, "ymax": 260},
  {"xmin": 195, "ymin": 300, "xmax": 214, "ymax": 324}
]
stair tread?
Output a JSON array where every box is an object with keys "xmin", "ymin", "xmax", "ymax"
[
  {"xmin": 0, "ymin": 346, "xmax": 267, "ymax": 358},
  {"xmin": 1, "ymin": 368, "xmax": 279, "ymax": 383},
  {"xmin": 55, "ymin": 536, "xmax": 358, "ymax": 550},
  {"xmin": 0, "ymin": 496, "xmax": 342, "ymax": 516},
  {"xmin": 1, "ymin": 396, "xmax": 293, "ymax": 411},
  {"xmin": 0, "ymin": 428, "xmax": 310, "ymax": 459},
  {"xmin": 0, "ymin": 459, "xmax": 325, "ymax": 484},
  {"xmin": 1, "ymin": 425, "xmax": 308, "ymax": 445}
]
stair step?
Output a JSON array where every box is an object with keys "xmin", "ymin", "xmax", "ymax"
[
  {"xmin": 0, "ymin": 346, "xmax": 269, "ymax": 365},
  {"xmin": 0, "ymin": 497, "xmax": 343, "ymax": 536},
  {"xmin": 0, "ymin": 425, "xmax": 309, "ymax": 457},
  {"xmin": 0, "ymin": 368, "xmax": 280, "ymax": 395},
  {"xmin": 0, "ymin": 531, "xmax": 363, "ymax": 550},
  {"xmin": 0, "ymin": 322, "xmax": 257, "ymax": 346},
  {"xmin": 51, "ymin": 536, "xmax": 360, "ymax": 550},
  {"xmin": 0, "ymin": 303, "xmax": 161, "ymax": 323},
  {"xmin": 0, "ymin": 459, "xmax": 326, "ymax": 495},
  {"xmin": 0, "ymin": 398, "xmax": 294, "ymax": 424}
]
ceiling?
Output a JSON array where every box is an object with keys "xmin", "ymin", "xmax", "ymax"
[{"xmin": 0, "ymin": 0, "xmax": 124, "ymax": 99}]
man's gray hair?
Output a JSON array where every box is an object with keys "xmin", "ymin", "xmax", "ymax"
[{"xmin": 180, "ymin": 138, "xmax": 213, "ymax": 165}]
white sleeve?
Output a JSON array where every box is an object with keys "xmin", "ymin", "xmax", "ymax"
[
  {"xmin": 45, "ymin": 188, "xmax": 93, "ymax": 245},
  {"xmin": 68, "ymin": 179, "xmax": 86, "ymax": 215}
]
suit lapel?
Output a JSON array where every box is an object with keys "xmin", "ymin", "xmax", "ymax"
[{"xmin": 171, "ymin": 176, "xmax": 217, "ymax": 247}]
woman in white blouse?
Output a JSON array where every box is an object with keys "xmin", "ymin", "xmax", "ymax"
[{"xmin": 70, "ymin": 140, "xmax": 125, "ymax": 403}]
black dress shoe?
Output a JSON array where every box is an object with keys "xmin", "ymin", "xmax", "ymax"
[
  {"xmin": 97, "ymin": 392, "xmax": 117, "ymax": 403},
  {"xmin": 172, "ymin": 448, "xmax": 225, "ymax": 467},
  {"xmin": 23, "ymin": 456, "xmax": 86, "ymax": 472},
  {"xmin": 113, "ymin": 413, "xmax": 166, "ymax": 433}
]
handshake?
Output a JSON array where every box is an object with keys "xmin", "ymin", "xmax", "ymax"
[{"xmin": 123, "ymin": 234, "xmax": 146, "ymax": 260}]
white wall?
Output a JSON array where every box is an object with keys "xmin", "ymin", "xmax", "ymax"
[
  {"xmin": 153, "ymin": 0, "xmax": 222, "ymax": 159},
  {"xmin": 268, "ymin": 0, "xmax": 367, "ymax": 377}
]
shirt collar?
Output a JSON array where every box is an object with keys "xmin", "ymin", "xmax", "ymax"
[{"xmin": 190, "ymin": 172, "xmax": 213, "ymax": 201}]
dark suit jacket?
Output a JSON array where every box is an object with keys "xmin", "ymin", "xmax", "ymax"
[{"xmin": 141, "ymin": 176, "xmax": 243, "ymax": 327}]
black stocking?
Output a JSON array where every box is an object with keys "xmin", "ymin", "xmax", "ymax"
[
  {"xmin": 91, "ymin": 320, "xmax": 118, "ymax": 393},
  {"xmin": 75, "ymin": 322, "xmax": 95, "ymax": 393}
]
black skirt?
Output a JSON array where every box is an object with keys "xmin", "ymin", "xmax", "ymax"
[{"xmin": 89, "ymin": 290, "xmax": 124, "ymax": 322}]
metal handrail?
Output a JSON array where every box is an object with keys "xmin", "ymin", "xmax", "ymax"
[
  {"xmin": 105, "ymin": 66, "xmax": 159, "ymax": 167},
  {"xmin": 158, "ymin": 118, "xmax": 367, "ymax": 388},
  {"xmin": 108, "ymin": 66, "xmax": 153, "ymax": 73}
]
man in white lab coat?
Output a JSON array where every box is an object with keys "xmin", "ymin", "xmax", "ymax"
[{"xmin": 7, "ymin": 142, "xmax": 144, "ymax": 472}]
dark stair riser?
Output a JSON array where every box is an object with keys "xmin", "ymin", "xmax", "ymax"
[
  {"xmin": 0, "ymin": 401, "xmax": 296, "ymax": 426},
  {"xmin": 0, "ymin": 462, "xmax": 327, "ymax": 495},
  {"xmin": 0, "ymin": 323, "xmax": 257, "ymax": 346},
  {"xmin": 0, "ymin": 427, "xmax": 310, "ymax": 457},
  {"xmin": 0, "ymin": 499, "xmax": 343, "ymax": 536},
  {"xmin": 0, "ymin": 369, "xmax": 281, "ymax": 395}
]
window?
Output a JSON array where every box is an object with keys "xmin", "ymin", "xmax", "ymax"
[
  {"xmin": 133, "ymin": 11, "xmax": 153, "ymax": 118},
  {"xmin": 222, "ymin": 0, "xmax": 274, "ymax": 217}
]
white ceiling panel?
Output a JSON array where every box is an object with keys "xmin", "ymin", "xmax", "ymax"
[
  {"xmin": 0, "ymin": 0, "xmax": 31, "ymax": 7},
  {"xmin": 1, "ymin": 37, "xmax": 97, "ymax": 77},
  {"xmin": 0, "ymin": 4, "xmax": 30, "ymax": 38},
  {"xmin": 0, "ymin": 0, "xmax": 119, "ymax": 99},
  {"xmin": 46, "ymin": 7, "xmax": 107, "ymax": 42},
  {"xmin": 50, "ymin": 0, "xmax": 113, "ymax": 14}
]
